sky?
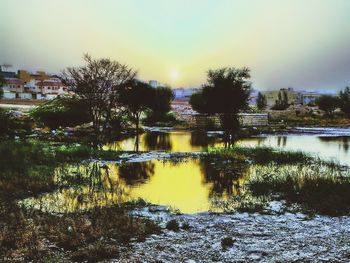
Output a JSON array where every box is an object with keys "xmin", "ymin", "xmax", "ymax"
[{"xmin": 0, "ymin": 0, "xmax": 350, "ymax": 91}]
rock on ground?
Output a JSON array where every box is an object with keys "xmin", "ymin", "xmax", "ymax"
[{"xmin": 115, "ymin": 211, "xmax": 350, "ymax": 262}]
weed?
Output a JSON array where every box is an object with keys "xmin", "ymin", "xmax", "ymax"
[{"xmin": 166, "ymin": 219, "xmax": 180, "ymax": 231}]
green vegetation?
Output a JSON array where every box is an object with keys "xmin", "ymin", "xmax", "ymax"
[
  {"xmin": 0, "ymin": 74, "xmax": 5, "ymax": 98},
  {"xmin": 61, "ymin": 54, "xmax": 137, "ymax": 141},
  {"xmin": 120, "ymin": 80, "xmax": 154, "ymax": 138},
  {"xmin": 30, "ymin": 96, "xmax": 91, "ymax": 129},
  {"xmin": 256, "ymin": 91, "xmax": 267, "ymax": 110},
  {"xmin": 208, "ymin": 146, "xmax": 313, "ymax": 165},
  {"xmin": 271, "ymin": 90, "xmax": 289, "ymax": 110},
  {"xmin": 0, "ymin": 140, "xmax": 161, "ymax": 261},
  {"xmin": 248, "ymin": 164, "xmax": 350, "ymax": 216},
  {"xmin": 0, "ymin": 109, "xmax": 32, "ymax": 138},
  {"xmin": 221, "ymin": 237, "xmax": 235, "ymax": 249},
  {"xmin": 143, "ymin": 86, "xmax": 175, "ymax": 126},
  {"xmin": 0, "ymin": 201, "xmax": 160, "ymax": 262},
  {"xmin": 166, "ymin": 219, "xmax": 180, "ymax": 232},
  {"xmin": 207, "ymin": 146, "xmax": 350, "ymax": 216},
  {"xmin": 339, "ymin": 87, "xmax": 350, "ymax": 117},
  {"xmin": 189, "ymin": 67, "xmax": 251, "ymax": 145},
  {"xmin": 315, "ymin": 95, "xmax": 339, "ymax": 117}
]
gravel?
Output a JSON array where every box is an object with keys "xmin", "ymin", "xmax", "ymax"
[{"xmin": 114, "ymin": 208, "xmax": 350, "ymax": 262}]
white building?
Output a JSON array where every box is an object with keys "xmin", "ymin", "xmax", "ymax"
[
  {"xmin": 149, "ymin": 80, "xmax": 159, "ymax": 88},
  {"xmin": 2, "ymin": 78, "xmax": 25, "ymax": 93}
]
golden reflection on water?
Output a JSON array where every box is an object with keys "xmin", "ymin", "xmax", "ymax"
[
  {"xmin": 105, "ymin": 131, "xmax": 223, "ymax": 152},
  {"xmin": 22, "ymin": 159, "xmax": 249, "ymax": 214},
  {"xmin": 21, "ymin": 131, "xmax": 350, "ymax": 213}
]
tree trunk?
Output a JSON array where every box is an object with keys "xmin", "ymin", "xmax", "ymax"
[{"xmin": 135, "ymin": 114, "xmax": 140, "ymax": 152}]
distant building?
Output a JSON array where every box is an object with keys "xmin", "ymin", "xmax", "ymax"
[
  {"xmin": 0, "ymin": 68, "xmax": 69, "ymax": 100},
  {"xmin": 173, "ymin": 87, "xmax": 199, "ymax": 101},
  {"xmin": 248, "ymin": 89, "xmax": 259, "ymax": 106},
  {"xmin": 2, "ymin": 78, "xmax": 25, "ymax": 93},
  {"xmin": 300, "ymin": 91, "xmax": 322, "ymax": 105},
  {"xmin": 36, "ymin": 78, "xmax": 67, "ymax": 99},
  {"xmin": 149, "ymin": 80, "xmax": 159, "ymax": 88},
  {"xmin": 262, "ymin": 87, "xmax": 301, "ymax": 107},
  {"xmin": 0, "ymin": 66, "xmax": 16, "ymax": 78}
]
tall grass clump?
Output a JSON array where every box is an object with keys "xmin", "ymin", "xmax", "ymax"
[
  {"xmin": 208, "ymin": 146, "xmax": 312, "ymax": 165},
  {"xmin": 248, "ymin": 164, "xmax": 350, "ymax": 216}
]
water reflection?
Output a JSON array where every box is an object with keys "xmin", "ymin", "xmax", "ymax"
[
  {"xmin": 277, "ymin": 136, "xmax": 287, "ymax": 147},
  {"xmin": 118, "ymin": 162, "xmax": 155, "ymax": 185},
  {"xmin": 144, "ymin": 132, "xmax": 173, "ymax": 151},
  {"xmin": 200, "ymin": 159, "xmax": 247, "ymax": 197},
  {"xmin": 21, "ymin": 130, "xmax": 350, "ymax": 213},
  {"xmin": 238, "ymin": 135, "xmax": 350, "ymax": 165},
  {"xmin": 318, "ymin": 136, "xmax": 350, "ymax": 152},
  {"xmin": 105, "ymin": 131, "xmax": 223, "ymax": 152},
  {"xmin": 22, "ymin": 159, "xmax": 250, "ymax": 214},
  {"xmin": 190, "ymin": 131, "xmax": 218, "ymax": 148}
]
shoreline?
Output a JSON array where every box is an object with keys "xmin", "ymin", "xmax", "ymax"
[{"xmin": 118, "ymin": 207, "xmax": 350, "ymax": 262}]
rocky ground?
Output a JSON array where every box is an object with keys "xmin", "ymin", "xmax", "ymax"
[{"xmin": 114, "ymin": 206, "xmax": 350, "ymax": 263}]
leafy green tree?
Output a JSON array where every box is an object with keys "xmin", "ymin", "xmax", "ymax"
[
  {"xmin": 339, "ymin": 87, "xmax": 350, "ymax": 117},
  {"xmin": 0, "ymin": 74, "xmax": 5, "ymax": 98},
  {"xmin": 189, "ymin": 67, "xmax": 251, "ymax": 146},
  {"xmin": 143, "ymin": 86, "xmax": 175, "ymax": 125},
  {"xmin": 0, "ymin": 109, "xmax": 13, "ymax": 136},
  {"xmin": 30, "ymin": 96, "xmax": 92, "ymax": 129},
  {"xmin": 119, "ymin": 80, "xmax": 154, "ymax": 150},
  {"xmin": 315, "ymin": 95, "xmax": 339, "ymax": 117},
  {"xmin": 120, "ymin": 80, "xmax": 154, "ymax": 133},
  {"xmin": 256, "ymin": 92, "xmax": 267, "ymax": 110},
  {"xmin": 272, "ymin": 90, "xmax": 289, "ymax": 110}
]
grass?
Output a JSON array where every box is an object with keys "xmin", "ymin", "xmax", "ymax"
[
  {"xmin": 208, "ymin": 146, "xmax": 312, "ymax": 165},
  {"xmin": 0, "ymin": 140, "xmax": 161, "ymax": 261},
  {"xmin": 207, "ymin": 146, "xmax": 350, "ymax": 215},
  {"xmin": 210, "ymin": 194, "xmax": 270, "ymax": 213},
  {"xmin": 0, "ymin": 202, "xmax": 161, "ymax": 262},
  {"xmin": 166, "ymin": 219, "xmax": 180, "ymax": 232},
  {"xmin": 248, "ymin": 164, "xmax": 350, "ymax": 216},
  {"xmin": 208, "ymin": 145, "xmax": 342, "ymax": 168}
]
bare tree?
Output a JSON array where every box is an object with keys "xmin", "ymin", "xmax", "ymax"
[{"xmin": 62, "ymin": 54, "xmax": 136, "ymax": 141}]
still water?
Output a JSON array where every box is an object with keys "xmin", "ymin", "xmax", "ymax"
[
  {"xmin": 23, "ymin": 159, "xmax": 248, "ymax": 214},
  {"xmin": 23, "ymin": 130, "xmax": 350, "ymax": 214},
  {"xmin": 108, "ymin": 130, "xmax": 350, "ymax": 165}
]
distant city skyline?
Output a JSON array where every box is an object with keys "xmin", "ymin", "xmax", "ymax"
[{"xmin": 1, "ymin": 0, "xmax": 350, "ymax": 91}]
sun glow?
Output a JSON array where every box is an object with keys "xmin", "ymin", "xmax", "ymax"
[{"xmin": 170, "ymin": 69, "xmax": 179, "ymax": 82}]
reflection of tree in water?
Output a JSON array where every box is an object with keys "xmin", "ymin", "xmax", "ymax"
[
  {"xmin": 32, "ymin": 162, "xmax": 126, "ymax": 213},
  {"xmin": 144, "ymin": 132, "xmax": 172, "ymax": 151},
  {"xmin": 190, "ymin": 131, "xmax": 217, "ymax": 148},
  {"xmin": 277, "ymin": 136, "xmax": 287, "ymax": 147},
  {"xmin": 199, "ymin": 159, "xmax": 248, "ymax": 197},
  {"xmin": 118, "ymin": 161, "xmax": 155, "ymax": 185},
  {"xmin": 319, "ymin": 136, "xmax": 350, "ymax": 152}
]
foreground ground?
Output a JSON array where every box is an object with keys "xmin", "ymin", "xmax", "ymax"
[{"xmin": 118, "ymin": 207, "xmax": 350, "ymax": 262}]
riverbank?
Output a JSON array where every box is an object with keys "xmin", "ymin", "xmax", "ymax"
[
  {"xmin": 118, "ymin": 207, "xmax": 350, "ymax": 262},
  {"xmin": 1, "ymin": 133, "xmax": 350, "ymax": 261}
]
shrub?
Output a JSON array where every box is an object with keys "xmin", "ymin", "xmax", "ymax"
[
  {"xmin": 221, "ymin": 237, "xmax": 235, "ymax": 249},
  {"xmin": 30, "ymin": 96, "xmax": 91, "ymax": 129},
  {"xmin": 166, "ymin": 219, "xmax": 180, "ymax": 231}
]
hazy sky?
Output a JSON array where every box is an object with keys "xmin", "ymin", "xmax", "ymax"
[{"xmin": 0, "ymin": 0, "xmax": 350, "ymax": 91}]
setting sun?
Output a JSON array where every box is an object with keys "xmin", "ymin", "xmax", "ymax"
[{"xmin": 169, "ymin": 69, "xmax": 179, "ymax": 82}]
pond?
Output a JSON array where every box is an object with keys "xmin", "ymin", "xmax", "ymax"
[
  {"xmin": 22, "ymin": 129, "xmax": 350, "ymax": 214},
  {"xmin": 22, "ymin": 157, "xmax": 256, "ymax": 214},
  {"xmin": 107, "ymin": 129, "xmax": 350, "ymax": 165}
]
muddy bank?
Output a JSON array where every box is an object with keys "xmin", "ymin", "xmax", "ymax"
[{"xmin": 117, "ymin": 209, "xmax": 350, "ymax": 262}]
